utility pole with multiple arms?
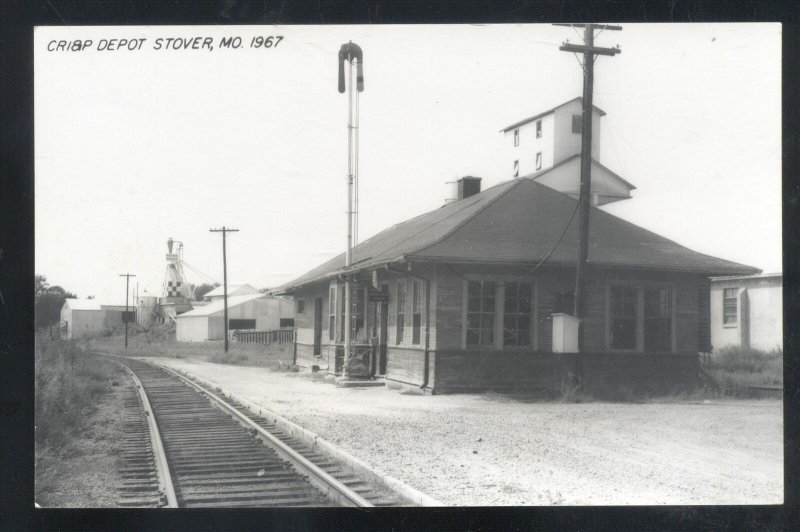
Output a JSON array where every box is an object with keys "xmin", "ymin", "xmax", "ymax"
[
  {"xmin": 210, "ymin": 227, "xmax": 239, "ymax": 353},
  {"xmin": 119, "ymin": 273, "xmax": 136, "ymax": 348},
  {"xmin": 557, "ymin": 23, "xmax": 621, "ymax": 352}
]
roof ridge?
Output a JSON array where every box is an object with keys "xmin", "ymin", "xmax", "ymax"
[
  {"xmin": 585, "ymin": 197, "xmax": 757, "ymax": 271},
  {"xmin": 499, "ymin": 97, "xmax": 607, "ymax": 132},
  {"xmin": 407, "ymin": 178, "xmax": 528, "ymax": 258},
  {"xmin": 353, "ymin": 178, "xmax": 523, "ymax": 262}
]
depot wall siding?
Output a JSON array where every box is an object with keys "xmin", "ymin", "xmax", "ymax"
[
  {"xmin": 286, "ymin": 264, "xmax": 709, "ymax": 396},
  {"xmin": 385, "ymin": 346, "xmax": 426, "ymax": 386},
  {"xmin": 432, "ymin": 350, "xmax": 699, "ymax": 396}
]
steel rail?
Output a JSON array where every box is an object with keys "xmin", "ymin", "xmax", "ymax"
[
  {"xmin": 103, "ymin": 356, "xmax": 179, "ymax": 507},
  {"xmin": 100, "ymin": 353, "xmax": 374, "ymax": 508}
]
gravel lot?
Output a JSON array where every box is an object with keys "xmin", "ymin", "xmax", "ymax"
[{"xmin": 150, "ymin": 357, "xmax": 783, "ymax": 506}]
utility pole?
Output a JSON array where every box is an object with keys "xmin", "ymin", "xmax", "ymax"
[
  {"xmin": 557, "ymin": 23, "xmax": 621, "ymax": 352},
  {"xmin": 119, "ymin": 273, "xmax": 136, "ymax": 348},
  {"xmin": 210, "ymin": 226, "xmax": 239, "ymax": 353}
]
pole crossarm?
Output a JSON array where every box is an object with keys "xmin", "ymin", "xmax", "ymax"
[
  {"xmin": 559, "ymin": 43, "xmax": 621, "ymax": 56},
  {"xmin": 553, "ymin": 23, "xmax": 622, "ymax": 31}
]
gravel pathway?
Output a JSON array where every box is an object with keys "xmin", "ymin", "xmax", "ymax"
[{"xmin": 149, "ymin": 357, "xmax": 783, "ymax": 506}]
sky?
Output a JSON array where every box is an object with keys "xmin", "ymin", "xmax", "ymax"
[{"xmin": 34, "ymin": 23, "xmax": 781, "ymax": 305}]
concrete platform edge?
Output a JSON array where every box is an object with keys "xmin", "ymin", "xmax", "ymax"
[{"xmin": 158, "ymin": 362, "xmax": 443, "ymax": 507}]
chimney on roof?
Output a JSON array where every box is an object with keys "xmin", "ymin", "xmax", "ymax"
[{"xmin": 457, "ymin": 176, "xmax": 482, "ymax": 200}]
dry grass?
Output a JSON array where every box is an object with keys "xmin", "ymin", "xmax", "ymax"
[
  {"xmin": 81, "ymin": 324, "xmax": 295, "ymax": 370},
  {"xmin": 35, "ymin": 332, "xmax": 129, "ymax": 507},
  {"xmin": 35, "ymin": 333, "xmax": 116, "ymax": 446},
  {"xmin": 704, "ymin": 346, "xmax": 783, "ymax": 397}
]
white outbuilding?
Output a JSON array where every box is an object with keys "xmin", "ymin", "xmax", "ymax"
[
  {"xmin": 710, "ymin": 273, "xmax": 783, "ymax": 351},
  {"xmin": 176, "ymin": 293, "xmax": 295, "ymax": 342},
  {"xmin": 60, "ymin": 298, "xmax": 105, "ymax": 339},
  {"xmin": 60, "ymin": 299, "xmax": 135, "ymax": 339}
]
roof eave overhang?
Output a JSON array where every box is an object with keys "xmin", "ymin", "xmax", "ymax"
[
  {"xmin": 406, "ymin": 256, "xmax": 760, "ymax": 277},
  {"xmin": 275, "ymin": 256, "xmax": 407, "ymax": 294}
]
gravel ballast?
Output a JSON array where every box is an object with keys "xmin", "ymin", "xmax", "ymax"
[{"xmin": 149, "ymin": 357, "xmax": 783, "ymax": 506}]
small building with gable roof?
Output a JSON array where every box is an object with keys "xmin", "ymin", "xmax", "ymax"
[{"xmin": 176, "ymin": 292, "xmax": 295, "ymax": 342}]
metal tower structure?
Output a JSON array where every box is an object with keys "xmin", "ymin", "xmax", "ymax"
[{"xmin": 162, "ymin": 237, "xmax": 195, "ymax": 300}]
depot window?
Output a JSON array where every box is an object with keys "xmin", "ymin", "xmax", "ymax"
[
  {"xmin": 328, "ymin": 286, "xmax": 336, "ymax": 341},
  {"xmin": 466, "ymin": 280, "xmax": 496, "ymax": 346},
  {"xmin": 513, "ymin": 128, "xmax": 519, "ymax": 146},
  {"xmin": 610, "ymin": 285, "xmax": 637, "ymax": 350},
  {"xmin": 396, "ymin": 280, "xmax": 406, "ymax": 344},
  {"xmin": 536, "ymin": 119, "xmax": 542, "ymax": 138},
  {"xmin": 412, "ymin": 279, "xmax": 422, "ymax": 345},
  {"xmin": 609, "ymin": 284, "xmax": 674, "ymax": 352},
  {"xmin": 504, "ymin": 281, "xmax": 532, "ymax": 347},
  {"xmin": 536, "ymin": 152, "xmax": 542, "ymax": 170},
  {"xmin": 513, "ymin": 160, "xmax": 519, "ymax": 178},
  {"xmin": 351, "ymin": 286, "xmax": 365, "ymax": 340}
]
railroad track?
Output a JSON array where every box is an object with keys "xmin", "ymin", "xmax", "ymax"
[{"xmin": 103, "ymin": 355, "xmax": 405, "ymax": 508}]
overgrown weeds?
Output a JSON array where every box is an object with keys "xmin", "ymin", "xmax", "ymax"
[
  {"xmin": 35, "ymin": 332, "xmax": 115, "ymax": 446},
  {"xmin": 82, "ymin": 324, "xmax": 295, "ymax": 371},
  {"xmin": 558, "ymin": 380, "xmax": 594, "ymax": 403},
  {"xmin": 704, "ymin": 346, "xmax": 783, "ymax": 397}
]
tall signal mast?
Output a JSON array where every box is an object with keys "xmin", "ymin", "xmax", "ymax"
[{"xmin": 338, "ymin": 41, "xmax": 364, "ymax": 380}]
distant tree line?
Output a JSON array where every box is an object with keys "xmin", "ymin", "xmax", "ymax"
[
  {"xmin": 35, "ymin": 275, "xmax": 76, "ymax": 329},
  {"xmin": 193, "ymin": 283, "xmax": 218, "ymax": 301}
]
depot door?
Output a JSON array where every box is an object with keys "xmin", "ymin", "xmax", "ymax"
[{"xmin": 313, "ymin": 297, "xmax": 323, "ymax": 357}]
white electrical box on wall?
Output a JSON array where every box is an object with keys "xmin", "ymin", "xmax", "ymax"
[{"xmin": 552, "ymin": 313, "xmax": 579, "ymax": 353}]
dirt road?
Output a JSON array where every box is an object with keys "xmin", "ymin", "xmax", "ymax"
[{"xmin": 150, "ymin": 357, "xmax": 783, "ymax": 506}]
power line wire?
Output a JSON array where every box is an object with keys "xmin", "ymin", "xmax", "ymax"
[{"xmin": 446, "ymin": 197, "xmax": 581, "ymax": 286}]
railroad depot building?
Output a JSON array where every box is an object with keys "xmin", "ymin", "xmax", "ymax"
[
  {"xmin": 278, "ymin": 177, "xmax": 758, "ymax": 396},
  {"xmin": 176, "ymin": 292, "xmax": 295, "ymax": 342}
]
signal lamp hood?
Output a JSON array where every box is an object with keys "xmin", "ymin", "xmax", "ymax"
[{"xmin": 338, "ymin": 42, "xmax": 364, "ymax": 93}]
